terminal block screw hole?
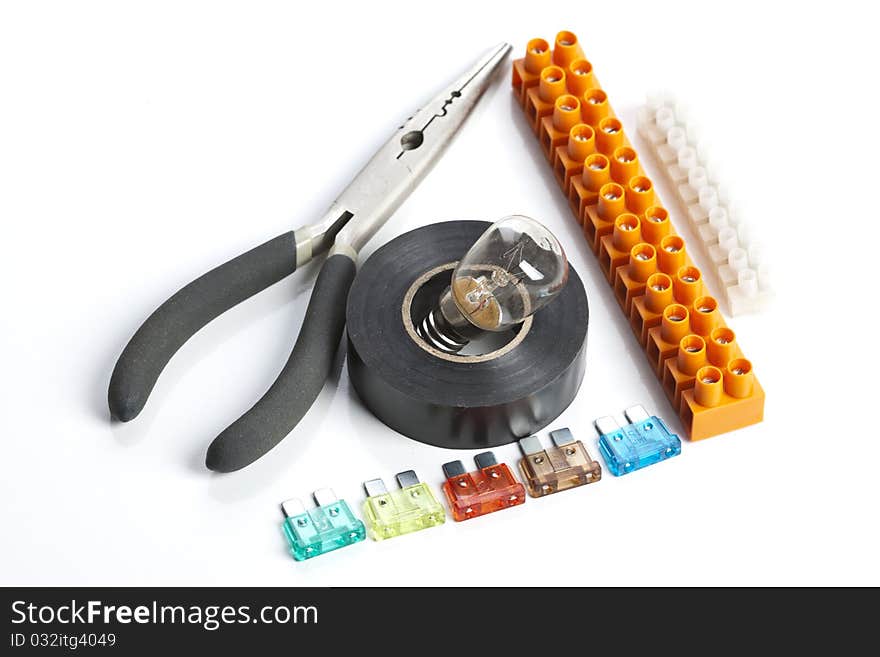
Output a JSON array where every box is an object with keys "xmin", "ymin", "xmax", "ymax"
[
  {"xmin": 632, "ymin": 177, "xmax": 651, "ymax": 192},
  {"xmin": 730, "ymin": 358, "xmax": 752, "ymax": 376},
  {"xmin": 601, "ymin": 118, "xmax": 621, "ymax": 134},
  {"xmin": 573, "ymin": 61, "xmax": 592, "ymax": 75},
  {"xmin": 697, "ymin": 300, "xmax": 716, "ymax": 313},
  {"xmin": 713, "ymin": 328, "xmax": 735, "ymax": 345},
  {"xmin": 701, "ymin": 369, "xmax": 721, "ymax": 384},
  {"xmin": 586, "ymin": 90, "xmax": 607, "ymax": 105},
  {"xmin": 679, "ymin": 266, "xmax": 701, "ymax": 283},
  {"xmin": 662, "ymin": 236, "xmax": 684, "ymax": 253},
  {"xmin": 528, "ymin": 38, "xmax": 549, "ymax": 54},
  {"xmin": 682, "ymin": 335, "xmax": 705, "ymax": 353},
  {"xmin": 646, "ymin": 207, "xmax": 668, "ymax": 223},
  {"xmin": 616, "ymin": 148, "xmax": 636, "ymax": 163},
  {"xmin": 617, "ymin": 215, "xmax": 639, "ymax": 232},
  {"xmin": 587, "ymin": 154, "xmax": 608, "ymax": 170},
  {"xmin": 649, "ymin": 274, "xmax": 671, "ymax": 292}
]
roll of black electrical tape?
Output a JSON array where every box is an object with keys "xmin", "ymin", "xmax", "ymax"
[{"xmin": 346, "ymin": 220, "xmax": 589, "ymax": 450}]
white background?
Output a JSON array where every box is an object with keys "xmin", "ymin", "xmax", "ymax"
[{"xmin": 2, "ymin": 0, "xmax": 878, "ymax": 586}]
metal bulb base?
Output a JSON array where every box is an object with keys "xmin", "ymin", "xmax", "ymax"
[{"xmin": 417, "ymin": 287, "xmax": 482, "ymax": 353}]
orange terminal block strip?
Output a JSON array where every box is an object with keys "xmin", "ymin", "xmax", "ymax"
[
  {"xmin": 511, "ymin": 31, "xmax": 764, "ymax": 440},
  {"xmin": 636, "ymin": 95, "xmax": 773, "ymax": 316}
]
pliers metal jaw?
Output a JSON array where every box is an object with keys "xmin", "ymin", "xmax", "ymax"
[{"xmin": 108, "ymin": 42, "xmax": 511, "ymax": 473}]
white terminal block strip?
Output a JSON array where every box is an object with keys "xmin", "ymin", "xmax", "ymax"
[{"xmin": 636, "ymin": 94, "xmax": 773, "ymax": 316}]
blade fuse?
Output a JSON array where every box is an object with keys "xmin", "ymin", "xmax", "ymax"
[
  {"xmin": 280, "ymin": 489, "xmax": 365, "ymax": 561},
  {"xmin": 596, "ymin": 405, "xmax": 681, "ymax": 476},
  {"xmin": 362, "ymin": 470, "xmax": 446, "ymax": 541},
  {"xmin": 441, "ymin": 451, "xmax": 526, "ymax": 521},
  {"xmin": 518, "ymin": 428, "xmax": 602, "ymax": 497}
]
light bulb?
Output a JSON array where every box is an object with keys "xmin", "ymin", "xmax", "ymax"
[{"xmin": 418, "ymin": 215, "xmax": 568, "ymax": 353}]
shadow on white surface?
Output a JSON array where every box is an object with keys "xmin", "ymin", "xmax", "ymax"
[{"xmin": 204, "ymin": 341, "xmax": 348, "ymax": 502}]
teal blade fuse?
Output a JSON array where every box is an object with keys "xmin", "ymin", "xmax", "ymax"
[
  {"xmin": 280, "ymin": 488, "xmax": 365, "ymax": 561},
  {"xmin": 596, "ymin": 405, "xmax": 681, "ymax": 476}
]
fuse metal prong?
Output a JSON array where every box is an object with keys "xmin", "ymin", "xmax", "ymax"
[
  {"xmin": 312, "ymin": 488, "xmax": 338, "ymax": 508},
  {"xmin": 442, "ymin": 461, "xmax": 467, "ymax": 478},
  {"xmin": 594, "ymin": 416, "xmax": 621, "ymax": 437},
  {"xmin": 549, "ymin": 427, "xmax": 577, "ymax": 447},
  {"xmin": 280, "ymin": 498, "xmax": 307, "ymax": 519},
  {"xmin": 395, "ymin": 470, "xmax": 421, "ymax": 489},
  {"xmin": 518, "ymin": 435, "xmax": 544, "ymax": 456},
  {"xmin": 363, "ymin": 478, "xmax": 388, "ymax": 498},
  {"xmin": 473, "ymin": 451, "xmax": 498, "ymax": 469},
  {"xmin": 623, "ymin": 404, "xmax": 651, "ymax": 424}
]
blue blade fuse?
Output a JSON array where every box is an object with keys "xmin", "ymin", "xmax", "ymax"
[
  {"xmin": 595, "ymin": 405, "xmax": 682, "ymax": 476},
  {"xmin": 280, "ymin": 488, "xmax": 366, "ymax": 561}
]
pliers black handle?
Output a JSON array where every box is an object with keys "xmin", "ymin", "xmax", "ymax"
[
  {"xmin": 109, "ymin": 229, "xmax": 355, "ymax": 472},
  {"xmin": 106, "ymin": 42, "xmax": 511, "ymax": 473}
]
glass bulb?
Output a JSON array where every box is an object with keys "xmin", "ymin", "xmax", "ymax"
[
  {"xmin": 450, "ymin": 215, "xmax": 568, "ymax": 331},
  {"xmin": 418, "ymin": 215, "xmax": 568, "ymax": 353}
]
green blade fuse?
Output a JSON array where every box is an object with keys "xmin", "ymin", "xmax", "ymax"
[
  {"xmin": 362, "ymin": 470, "xmax": 446, "ymax": 541},
  {"xmin": 280, "ymin": 488, "xmax": 366, "ymax": 561}
]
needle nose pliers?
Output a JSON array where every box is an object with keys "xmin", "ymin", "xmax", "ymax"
[{"xmin": 108, "ymin": 43, "xmax": 512, "ymax": 472}]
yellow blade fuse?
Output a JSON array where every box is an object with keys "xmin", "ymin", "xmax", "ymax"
[
  {"xmin": 518, "ymin": 428, "xmax": 601, "ymax": 497},
  {"xmin": 362, "ymin": 470, "xmax": 446, "ymax": 541}
]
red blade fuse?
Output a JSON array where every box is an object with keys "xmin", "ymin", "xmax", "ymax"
[{"xmin": 441, "ymin": 451, "xmax": 526, "ymax": 521}]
